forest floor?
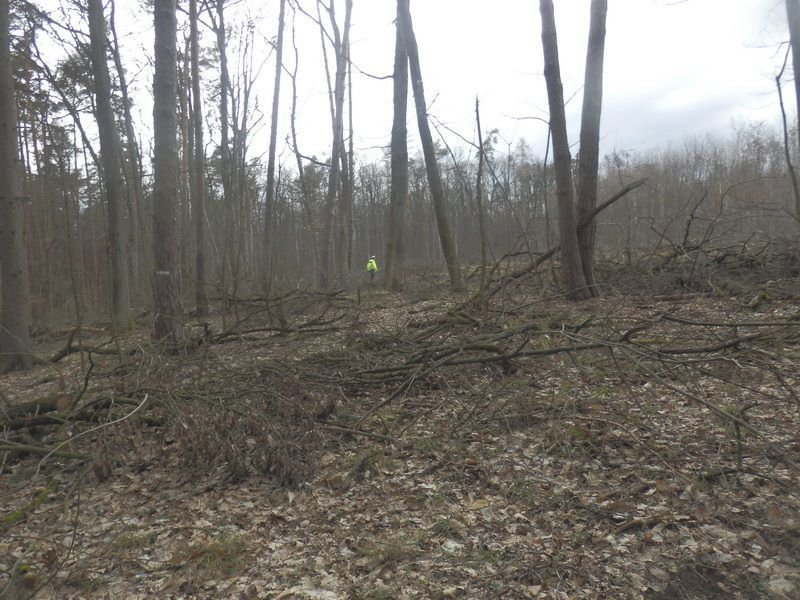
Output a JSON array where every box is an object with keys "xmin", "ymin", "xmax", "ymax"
[{"xmin": 2, "ymin": 252, "xmax": 800, "ymax": 599}]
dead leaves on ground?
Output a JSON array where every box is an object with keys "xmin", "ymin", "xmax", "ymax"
[{"xmin": 1, "ymin": 285, "xmax": 800, "ymax": 599}]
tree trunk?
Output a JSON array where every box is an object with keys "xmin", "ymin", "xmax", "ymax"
[
  {"xmin": 539, "ymin": 0, "xmax": 591, "ymax": 300},
  {"xmin": 88, "ymin": 0, "xmax": 131, "ymax": 333},
  {"xmin": 475, "ymin": 98, "xmax": 488, "ymax": 298},
  {"xmin": 213, "ymin": 0, "xmax": 233, "ymax": 320},
  {"xmin": 399, "ymin": 0, "xmax": 464, "ymax": 292},
  {"xmin": 576, "ymin": 0, "xmax": 607, "ymax": 296},
  {"xmin": 178, "ymin": 42, "xmax": 191, "ymax": 293},
  {"xmin": 318, "ymin": 0, "xmax": 352, "ymax": 289},
  {"xmin": 384, "ymin": 0, "xmax": 409, "ymax": 292},
  {"xmin": 288, "ymin": 8, "xmax": 319, "ymax": 281},
  {"xmin": 189, "ymin": 0, "xmax": 208, "ymax": 316},
  {"xmin": 788, "ymin": 1, "xmax": 800, "ymax": 146},
  {"xmin": 110, "ymin": 1, "xmax": 147, "ymax": 307},
  {"xmin": 0, "ymin": 0, "xmax": 32, "ymax": 372},
  {"xmin": 264, "ymin": 0, "xmax": 287, "ymax": 292},
  {"xmin": 785, "ymin": 0, "xmax": 800, "ymax": 220},
  {"xmin": 346, "ymin": 61, "xmax": 355, "ymax": 274},
  {"xmin": 152, "ymin": 0, "xmax": 184, "ymax": 344},
  {"xmin": 336, "ymin": 54, "xmax": 354, "ymax": 280}
]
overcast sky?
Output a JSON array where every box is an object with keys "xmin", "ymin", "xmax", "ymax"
[{"xmin": 114, "ymin": 0, "xmax": 789, "ymax": 165}]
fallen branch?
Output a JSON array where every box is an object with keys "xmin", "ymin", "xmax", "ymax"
[
  {"xmin": 662, "ymin": 314, "xmax": 800, "ymax": 328},
  {"xmin": 0, "ymin": 443, "xmax": 87, "ymax": 459},
  {"xmin": 1, "ymin": 395, "xmax": 71, "ymax": 420},
  {"xmin": 612, "ymin": 516, "xmax": 662, "ymax": 535},
  {"xmin": 474, "ymin": 177, "xmax": 647, "ymax": 303},
  {"xmin": 36, "ymin": 394, "xmax": 150, "ymax": 475}
]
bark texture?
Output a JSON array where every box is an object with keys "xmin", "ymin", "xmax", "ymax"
[
  {"xmin": 190, "ymin": 0, "xmax": 208, "ymax": 316},
  {"xmin": 318, "ymin": 0, "xmax": 352, "ymax": 288},
  {"xmin": 539, "ymin": 0, "xmax": 591, "ymax": 300},
  {"xmin": 263, "ymin": 0, "xmax": 287, "ymax": 291},
  {"xmin": 152, "ymin": 0, "xmax": 184, "ymax": 344},
  {"xmin": 576, "ymin": 0, "xmax": 608, "ymax": 296},
  {"xmin": 384, "ymin": 0, "xmax": 409, "ymax": 292},
  {"xmin": 0, "ymin": 0, "xmax": 32, "ymax": 372},
  {"xmin": 400, "ymin": 0, "xmax": 464, "ymax": 292},
  {"xmin": 88, "ymin": 0, "xmax": 130, "ymax": 331}
]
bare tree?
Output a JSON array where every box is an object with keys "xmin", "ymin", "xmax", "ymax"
[
  {"xmin": 784, "ymin": 0, "xmax": 800, "ymax": 220},
  {"xmin": 207, "ymin": 0, "xmax": 234, "ymax": 319},
  {"xmin": 264, "ymin": 0, "xmax": 287, "ymax": 292},
  {"xmin": 787, "ymin": 1, "xmax": 800, "ymax": 148},
  {"xmin": 189, "ymin": 0, "xmax": 208, "ymax": 316},
  {"xmin": 110, "ymin": 1, "xmax": 147, "ymax": 305},
  {"xmin": 539, "ymin": 0, "xmax": 591, "ymax": 300},
  {"xmin": 152, "ymin": 0, "xmax": 184, "ymax": 344},
  {"xmin": 576, "ymin": 0, "xmax": 607, "ymax": 296},
  {"xmin": 336, "ymin": 53, "xmax": 354, "ymax": 279},
  {"xmin": 384, "ymin": 0, "xmax": 409, "ymax": 292},
  {"xmin": 288, "ymin": 5, "xmax": 319, "ymax": 280},
  {"xmin": 475, "ymin": 98, "xmax": 488, "ymax": 298},
  {"xmin": 0, "ymin": 0, "xmax": 32, "ymax": 371},
  {"xmin": 399, "ymin": 0, "xmax": 464, "ymax": 292},
  {"xmin": 88, "ymin": 0, "xmax": 130, "ymax": 332},
  {"xmin": 318, "ymin": 0, "xmax": 352, "ymax": 288}
]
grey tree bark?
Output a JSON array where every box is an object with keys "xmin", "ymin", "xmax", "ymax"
[
  {"xmin": 576, "ymin": 0, "xmax": 608, "ymax": 296},
  {"xmin": 539, "ymin": 0, "xmax": 591, "ymax": 300},
  {"xmin": 0, "ymin": 0, "xmax": 32, "ymax": 372},
  {"xmin": 318, "ymin": 0, "xmax": 352, "ymax": 288},
  {"xmin": 288, "ymin": 8, "xmax": 320, "ymax": 280},
  {"xmin": 787, "ymin": 0, "xmax": 800, "ymax": 145},
  {"xmin": 475, "ymin": 98, "xmax": 488, "ymax": 298},
  {"xmin": 189, "ymin": 0, "xmax": 208, "ymax": 316},
  {"xmin": 152, "ymin": 0, "xmax": 184, "ymax": 344},
  {"xmin": 336, "ymin": 54, "xmax": 354, "ymax": 280},
  {"xmin": 399, "ymin": 0, "xmax": 464, "ymax": 292},
  {"xmin": 110, "ymin": 1, "xmax": 147, "ymax": 305},
  {"xmin": 264, "ymin": 0, "xmax": 287, "ymax": 292},
  {"xmin": 88, "ymin": 0, "xmax": 130, "ymax": 332},
  {"xmin": 210, "ymin": 0, "xmax": 233, "ymax": 319},
  {"xmin": 785, "ymin": 0, "xmax": 800, "ymax": 220},
  {"xmin": 384, "ymin": 0, "xmax": 409, "ymax": 292}
]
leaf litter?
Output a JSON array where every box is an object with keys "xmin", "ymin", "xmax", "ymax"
[{"xmin": 1, "ymin": 278, "xmax": 799, "ymax": 599}]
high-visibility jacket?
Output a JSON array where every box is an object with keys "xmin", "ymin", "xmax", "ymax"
[{"xmin": 366, "ymin": 258, "xmax": 378, "ymax": 272}]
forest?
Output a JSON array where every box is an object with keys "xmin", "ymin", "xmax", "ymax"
[{"xmin": 1, "ymin": 0, "xmax": 799, "ymax": 598}]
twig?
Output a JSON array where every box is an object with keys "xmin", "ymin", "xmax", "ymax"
[
  {"xmin": 317, "ymin": 422, "xmax": 395, "ymax": 442},
  {"xmin": 35, "ymin": 394, "xmax": 150, "ymax": 476},
  {"xmin": 0, "ymin": 443, "xmax": 87, "ymax": 459},
  {"xmin": 612, "ymin": 516, "xmax": 661, "ymax": 535}
]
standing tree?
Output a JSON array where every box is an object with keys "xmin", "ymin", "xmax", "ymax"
[
  {"xmin": 576, "ymin": 0, "xmax": 608, "ymax": 296},
  {"xmin": 207, "ymin": 0, "xmax": 234, "ymax": 317},
  {"xmin": 110, "ymin": 1, "xmax": 147, "ymax": 304},
  {"xmin": 264, "ymin": 0, "xmax": 287, "ymax": 292},
  {"xmin": 152, "ymin": 0, "xmax": 184, "ymax": 344},
  {"xmin": 0, "ymin": 0, "xmax": 32, "ymax": 371},
  {"xmin": 784, "ymin": 0, "xmax": 800, "ymax": 220},
  {"xmin": 88, "ymin": 0, "xmax": 130, "ymax": 332},
  {"xmin": 336, "ymin": 52, "xmax": 355, "ymax": 279},
  {"xmin": 318, "ymin": 0, "xmax": 352, "ymax": 288},
  {"xmin": 787, "ymin": 0, "xmax": 800, "ymax": 153},
  {"xmin": 383, "ymin": 0, "xmax": 409, "ymax": 291},
  {"xmin": 475, "ymin": 98, "xmax": 488, "ymax": 298},
  {"xmin": 189, "ymin": 0, "xmax": 208, "ymax": 316},
  {"xmin": 539, "ymin": 0, "xmax": 591, "ymax": 300},
  {"xmin": 399, "ymin": 0, "xmax": 464, "ymax": 292}
]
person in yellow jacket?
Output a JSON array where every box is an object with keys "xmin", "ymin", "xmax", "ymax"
[{"xmin": 366, "ymin": 256, "xmax": 378, "ymax": 282}]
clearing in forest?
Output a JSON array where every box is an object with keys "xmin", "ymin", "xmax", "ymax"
[{"xmin": 2, "ymin": 255, "xmax": 800, "ymax": 599}]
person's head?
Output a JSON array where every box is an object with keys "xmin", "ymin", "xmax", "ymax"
[{"xmin": 370, "ymin": 256, "xmax": 376, "ymax": 260}]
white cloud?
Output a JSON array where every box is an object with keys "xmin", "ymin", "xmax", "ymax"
[{"xmin": 105, "ymin": 0, "xmax": 789, "ymax": 164}]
